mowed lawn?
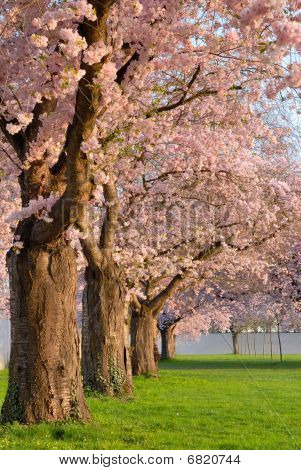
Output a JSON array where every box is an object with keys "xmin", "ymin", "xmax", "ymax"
[{"xmin": 0, "ymin": 355, "xmax": 301, "ymax": 450}]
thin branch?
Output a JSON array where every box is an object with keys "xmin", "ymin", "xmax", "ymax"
[{"xmin": 148, "ymin": 241, "xmax": 223, "ymax": 314}]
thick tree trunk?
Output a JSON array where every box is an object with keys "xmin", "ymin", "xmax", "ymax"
[
  {"xmin": 82, "ymin": 260, "xmax": 132, "ymax": 396},
  {"xmin": 131, "ymin": 309, "xmax": 159, "ymax": 376},
  {"xmin": 1, "ymin": 242, "xmax": 89, "ymax": 424},
  {"xmin": 232, "ymin": 331, "xmax": 239, "ymax": 355},
  {"xmin": 161, "ymin": 326, "xmax": 176, "ymax": 360}
]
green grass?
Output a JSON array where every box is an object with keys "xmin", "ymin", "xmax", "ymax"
[{"xmin": 0, "ymin": 355, "xmax": 301, "ymax": 450}]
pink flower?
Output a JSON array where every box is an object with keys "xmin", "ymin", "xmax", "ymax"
[{"xmin": 30, "ymin": 34, "xmax": 49, "ymax": 48}]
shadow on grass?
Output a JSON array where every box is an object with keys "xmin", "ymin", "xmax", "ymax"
[{"xmin": 159, "ymin": 356, "xmax": 301, "ymax": 370}]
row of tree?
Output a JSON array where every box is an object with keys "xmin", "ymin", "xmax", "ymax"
[
  {"xmin": 158, "ymin": 240, "xmax": 301, "ymax": 361},
  {"xmin": 0, "ymin": 0, "xmax": 301, "ymax": 423}
]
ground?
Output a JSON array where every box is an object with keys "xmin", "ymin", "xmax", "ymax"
[{"xmin": 0, "ymin": 355, "xmax": 300, "ymax": 450}]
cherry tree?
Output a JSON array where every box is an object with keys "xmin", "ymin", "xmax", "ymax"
[
  {"xmin": 261, "ymin": 242, "xmax": 301, "ymax": 360},
  {"xmin": 79, "ymin": 1, "xmax": 301, "ymax": 382},
  {"xmin": 0, "ymin": 0, "xmax": 123, "ymax": 423},
  {"xmin": 0, "ymin": 0, "xmax": 301, "ymax": 422},
  {"xmin": 112, "ymin": 132, "xmax": 300, "ymax": 375},
  {"xmin": 158, "ymin": 288, "xmax": 231, "ymax": 360},
  {"xmin": 199, "ymin": 235, "xmax": 301, "ymax": 358}
]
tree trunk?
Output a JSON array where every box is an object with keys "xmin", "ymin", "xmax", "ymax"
[
  {"xmin": 246, "ymin": 330, "xmax": 250, "ymax": 355},
  {"xmin": 277, "ymin": 323, "xmax": 283, "ymax": 363},
  {"xmin": 161, "ymin": 326, "xmax": 176, "ymax": 360},
  {"xmin": 263, "ymin": 328, "xmax": 266, "ymax": 357},
  {"xmin": 232, "ymin": 331, "xmax": 239, "ymax": 355},
  {"xmin": 82, "ymin": 260, "xmax": 132, "ymax": 396},
  {"xmin": 1, "ymin": 241, "xmax": 89, "ymax": 424},
  {"xmin": 131, "ymin": 308, "xmax": 158, "ymax": 376}
]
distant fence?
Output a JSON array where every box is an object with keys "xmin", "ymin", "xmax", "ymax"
[
  {"xmin": 1, "ymin": 319, "xmax": 301, "ymax": 369},
  {"xmin": 174, "ymin": 332, "xmax": 301, "ymax": 356}
]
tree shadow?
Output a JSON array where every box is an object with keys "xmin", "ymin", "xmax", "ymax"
[{"xmin": 159, "ymin": 356, "xmax": 301, "ymax": 370}]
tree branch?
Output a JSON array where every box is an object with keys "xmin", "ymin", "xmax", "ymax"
[
  {"xmin": 25, "ymin": 97, "xmax": 57, "ymax": 149},
  {"xmin": 0, "ymin": 116, "xmax": 25, "ymax": 159},
  {"xmin": 148, "ymin": 241, "xmax": 223, "ymax": 314},
  {"xmin": 30, "ymin": 0, "xmax": 117, "ymax": 244}
]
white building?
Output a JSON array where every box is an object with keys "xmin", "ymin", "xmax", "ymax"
[{"xmin": 0, "ymin": 318, "xmax": 10, "ymax": 370}]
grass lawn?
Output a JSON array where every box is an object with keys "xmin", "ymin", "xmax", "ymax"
[{"xmin": 0, "ymin": 355, "xmax": 301, "ymax": 450}]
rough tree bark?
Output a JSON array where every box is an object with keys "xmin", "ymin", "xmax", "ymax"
[
  {"xmin": 130, "ymin": 243, "xmax": 223, "ymax": 376},
  {"xmin": 1, "ymin": 240, "xmax": 89, "ymax": 423},
  {"xmin": 82, "ymin": 259, "xmax": 132, "ymax": 395},
  {"xmin": 0, "ymin": 0, "xmax": 117, "ymax": 423},
  {"xmin": 131, "ymin": 307, "xmax": 159, "ymax": 376},
  {"xmin": 161, "ymin": 325, "xmax": 176, "ymax": 360},
  {"xmin": 81, "ymin": 176, "xmax": 133, "ymax": 396},
  {"xmin": 0, "ymin": 160, "xmax": 90, "ymax": 424}
]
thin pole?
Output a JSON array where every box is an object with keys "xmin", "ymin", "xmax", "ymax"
[
  {"xmin": 263, "ymin": 328, "xmax": 266, "ymax": 358},
  {"xmin": 270, "ymin": 322, "xmax": 273, "ymax": 360}
]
